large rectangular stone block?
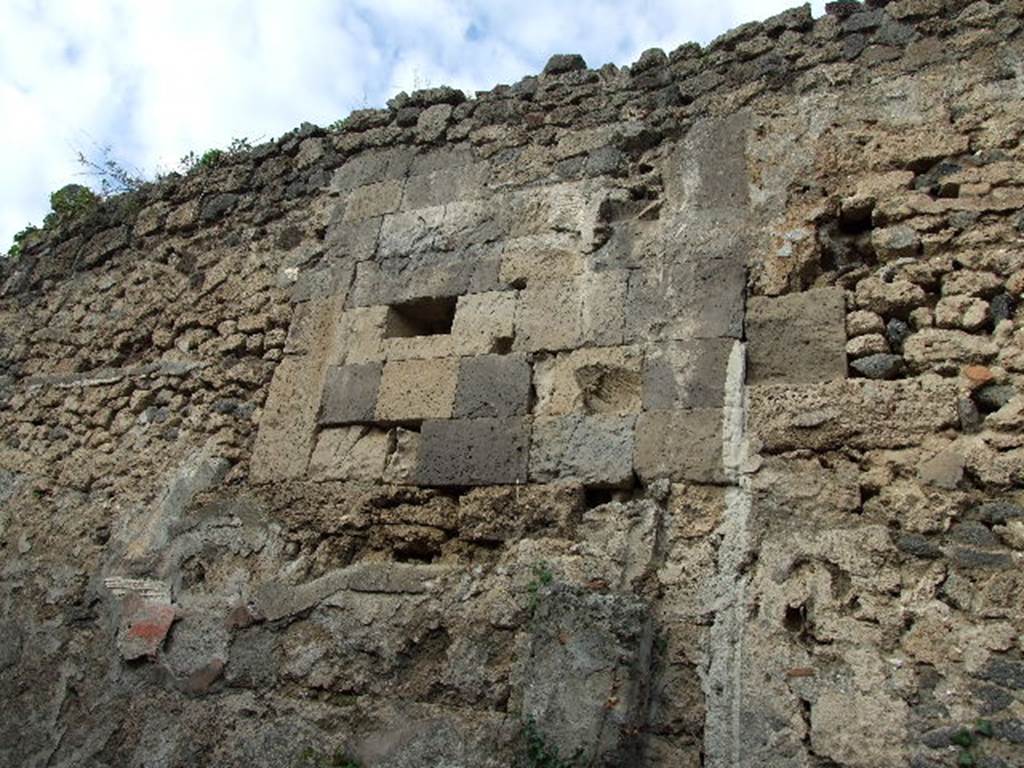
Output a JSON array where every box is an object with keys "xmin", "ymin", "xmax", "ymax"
[
  {"xmin": 348, "ymin": 250, "xmax": 501, "ymax": 307},
  {"xmin": 625, "ymin": 254, "xmax": 746, "ymax": 342},
  {"xmin": 747, "ymin": 378, "xmax": 960, "ymax": 453},
  {"xmin": 533, "ymin": 346, "xmax": 643, "ymax": 417},
  {"xmin": 642, "ymin": 339, "xmax": 734, "ymax": 409},
  {"xmin": 454, "ymin": 354, "xmax": 532, "ymax": 419},
  {"xmin": 451, "ymin": 291, "xmax": 517, "ymax": 355},
  {"xmin": 402, "ymin": 162, "xmax": 489, "ymax": 209},
  {"xmin": 514, "ymin": 279, "xmax": 581, "ymax": 352},
  {"xmin": 375, "ymin": 359, "xmax": 459, "ymax": 422},
  {"xmin": 530, "ymin": 414, "xmax": 636, "ymax": 487},
  {"xmin": 327, "ymin": 306, "xmax": 388, "ymax": 366},
  {"xmin": 342, "ymin": 179, "xmax": 404, "ymax": 223},
  {"xmin": 318, "ymin": 363, "xmax": 382, "ymax": 425},
  {"xmin": 634, "ymin": 408, "xmax": 725, "ymax": 484},
  {"xmin": 250, "ymin": 356, "xmax": 322, "ymax": 483},
  {"xmin": 581, "ymin": 270, "xmax": 627, "ymax": 347},
  {"xmin": 746, "ymin": 287, "xmax": 847, "ymax": 385},
  {"xmin": 416, "ymin": 417, "xmax": 530, "ymax": 486},
  {"xmin": 308, "ymin": 426, "xmax": 389, "ymax": 482}
]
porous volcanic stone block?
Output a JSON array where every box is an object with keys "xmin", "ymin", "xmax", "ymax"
[
  {"xmin": 318, "ymin": 363, "xmax": 382, "ymax": 425},
  {"xmin": 643, "ymin": 339, "xmax": 734, "ymax": 409},
  {"xmin": 746, "ymin": 287, "xmax": 848, "ymax": 385},
  {"xmin": 451, "ymin": 291, "xmax": 517, "ymax": 355},
  {"xmin": 625, "ymin": 255, "xmax": 746, "ymax": 342},
  {"xmin": 349, "ymin": 249, "xmax": 502, "ymax": 307},
  {"xmin": 308, "ymin": 426, "xmax": 389, "ymax": 482},
  {"xmin": 454, "ymin": 354, "xmax": 532, "ymax": 419},
  {"xmin": 375, "ymin": 358, "xmax": 459, "ymax": 422},
  {"xmin": 530, "ymin": 414, "xmax": 636, "ymax": 487},
  {"xmin": 515, "ymin": 279, "xmax": 581, "ymax": 352},
  {"xmin": 250, "ymin": 356, "xmax": 323, "ymax": 483},
  {"xmin": 416, "ymin": 418, "xmax": 529, "ymax": 486},
  {"xmin": 342, "ymin": 179, "xmax": 404, "ymax": 223},
  {"xmin": 581, "ymin": 270, "xmax": 627, "ymax": 347},
  {"xmin": 534, "ymin": 346, "xmax": 643, "ymax": 417},
  {"xmin": 327, "ymin": 306, "xmax": 389, "ymax": 366},
  {"xmin": 634, "ymin": 408, "xmax": 724, "ymax": 483}
]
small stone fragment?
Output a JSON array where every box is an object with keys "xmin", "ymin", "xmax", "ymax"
[
  {"xmin": 850, "ymin": 353, "xmax": 905, "ymax": 380},
  {"xmin": 886, "ymin": 318, "xmax": 912, "ymax": 352},
  {"xmin": 991, "ymin": 293, "xmax": 1016, "ymax": 324},
  {"xmin": 847, "ymin": 310, "xmax": 885, "ymax": 337},
  {"xmin": 846, "ymin": 333, "xmax": 890, "ymax": 358}
]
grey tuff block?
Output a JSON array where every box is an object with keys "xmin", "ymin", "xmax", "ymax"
[
  {"xmin": 318, "ymin": 363, "xmax": 382, "ymax": 425},
  {"xmin": 746, "ymin": 287, "xmax": 847, "ymax": 385},
  {"xmin": 455, "ymin": 354, "xmax": 532, "ymax": 419},
  {"xmin": 416, "ymin": 418, "xmax": 530, "ymax": 486},
  {"xmin": 529, "ymin": 414, "xmax": 636, "ymax": 488}
]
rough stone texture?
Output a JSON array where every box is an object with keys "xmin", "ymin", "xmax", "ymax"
[
  {"xmin": 634, "ymin": 409, "xmax": 724, "ymax": 483},
  {"xmin": 454, "ymin": 354, "xmax": 532, "ymax": 418},
  {"xmin": 746, "ymin": 287, "xmax": 848, "ymax": 384},
  {"xmin": 529, "ymin": 414, "xmax": 636, "ymax": 487},
  {"xmin": 318, "ymin": 362, "xmax": 382, "ymax": 424},
  {"xmin": 4, "ymin": 3, "xmax": 1024, "ymax": 767},
  {"xmin": 375, "ymin": 358, "xmax": 459, "ymax": 421},
  {"xmin": 416, "ymin": 417, "xmax": 529, "ymax": 485}
]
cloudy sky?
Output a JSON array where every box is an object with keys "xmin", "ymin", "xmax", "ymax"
[{"xmin": 0, "ymin": 0, "xmax": 825, "ymax": 250}]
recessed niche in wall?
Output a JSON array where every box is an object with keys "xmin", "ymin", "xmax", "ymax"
[{"xmin": 384, "ymin": 296, "xmax": 457, "ymax": 338}]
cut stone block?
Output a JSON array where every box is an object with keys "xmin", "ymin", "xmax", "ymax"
[
  {"xmin": 342, "ymin": 179, "xmax": 404, "ymax": 223},
  {"xmin": 515, "ymin": 279, "xmax": 581, "ymax": 352},
  {"xmin": 318, "ymin": 363, "xmax": 382, "ymax": 425},
  {"xmin": 416, "ymin": 418, "xmax": 530, "ymax": 486},
  {"xmin": 746, "ymin": 287, "xmax": 848, "ymax": 385},
  {"xmin": 383, "ymin": 335, "xmax": 455, "ymax": 361},
  {"xmin": 327, "ymin": 306, "xmax": 389, "ymax": 367},
  {"xmin": 454, "ymin": 354, "xmax": 532, "ymax": 419},
  {"xmin": 581, "ymin": 270, "xmax": 627, "ymax": 347},
  {"xmin": 634, "ymin": 408, "xmax": 725, "ymax": 483},
  {"xmin": 534, "ymin": 346, "xmax": 643, "ymax": 417},
  {"xmin": 402, "ymin": 162, "xmax": 489, "ymax": 209},
  {"xmin": 625, "ymin": 254, "xmax": 746, "ymax": 342},
  {"xmin": 642, "ymin": 339, "xmax": 734, "ymax": 409},
  {"xmin": 251, "ymin": 355, "xmax": 323, "ymax": 483},
  {"xmin": 375, "ymin": 358, "xmax": 459, "ymax": 422},
  {"xmin": 530, "ymin": 414, "xmax": 636, "ymax": 487},
  {"xmin": 451, "ymin": 291, "xmax": 518, "ymax": 355},
  {"xmin": 308, "ymin": 426, "xmax": 389, "ymax": 482},
  {"xmin": 747, "ymin": 378, "xmax": 961, "ymax": 453},
  {"xmin": 348, "ymin": 249, "xmax": 502, "ymax": 307},
  {"xmin": 383, "ymin": 428, "xmax": 421, "ymax": 484},
  {"xmin": 499, "ymin": 236, "xmax": 583, "ymax": 286}
]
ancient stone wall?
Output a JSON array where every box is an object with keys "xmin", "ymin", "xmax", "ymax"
[{"xmin": 2, "ymin": 2, "xmax": 1024, "ymax": 766}]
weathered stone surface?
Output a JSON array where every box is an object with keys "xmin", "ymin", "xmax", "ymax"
[
  {"xmin": 534, "ymin": 346, "xmax": 643, "ymax": 417},
  {"xmin": 416, "ymin": 418, "xmax": 529, "ymax": 485},
  {"xmin": 457, "ymin": 484, "xmax": 583, "ymax": 542},
  {"xmin": 643, "ymin": 339, "xmax": 733, "ymax": 408},
  {"xmin": 749, "ymin": 378, "xmax": 959, "ymax": 452},
  {"xmin": 318, "ymin": 363, "xmax": 382, "ymax": 425},
  {"xmin": 454, "ymin": 354, "xmax": 532, "ymax": 418},
  {"xmin": 375, "ymin": 358, "xmax": 459, "ymax": 421},
  {"xmin": 250, "ymin": 356, "xmax": 323, "ymax": 482},
  {"xmin": 530, "ymin": 414, "xmax": 636, "ymax": 487},
  {"xmin": 746, "ymin": 288, "xmax": 847, "ymax": 384},
  {"xmin": 634, "ymin": 408, "xmax": 724, "ymax": 483},
  {"xmin": 308, "ymin": 427, "xmax": 390, "ymax": 482},
  {"xmin": 451, "ymin": 290, "xmax": 517, "ymax": 355}
]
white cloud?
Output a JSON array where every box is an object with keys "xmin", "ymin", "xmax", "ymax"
[{"xmin": 0, "ymin": 0, "xmax": 826, "ymax": 249}]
